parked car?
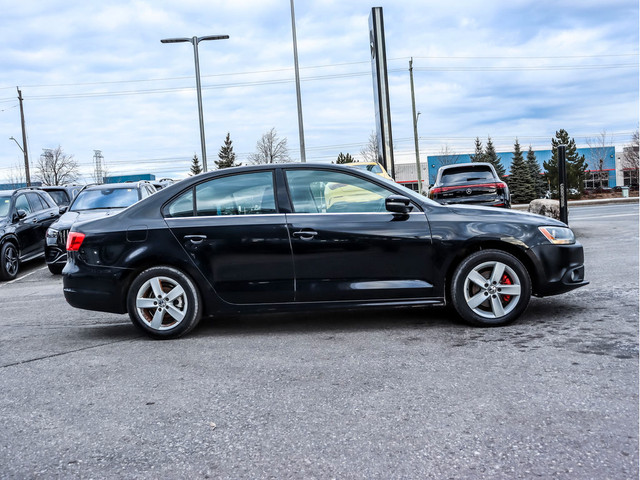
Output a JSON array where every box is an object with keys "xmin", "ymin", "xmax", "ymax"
[
  {"xmin": 0, "ymin": 187, "xmax": 60, "ymax": 280},
  {"xmin": 63, "ymin": 163, "xmax": 587, "ymax": 339},
  {"xmin": 429, "ymin": 162, "xmax": 510, "ymax": 208},
  {"xmin": 40, "ymin": 184, "xmax": 83, "ymax": 207},
  {"xmin": 345, "ymin": 161, "xmax": 393, "ymax": 179},
  {"xmin": 45, "ymin": 181, "xmax": 157, "ymax": 274}
]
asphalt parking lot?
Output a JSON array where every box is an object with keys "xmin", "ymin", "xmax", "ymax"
[{"xmin": 0, "ymin": 203, "xmax": 638, "ymax": 479}]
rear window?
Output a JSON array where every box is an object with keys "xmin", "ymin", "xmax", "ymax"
[
  {"xmin": 46, "ymin": 190, "xmax": 70, "ymax": 206},
  {"xmin": 440, "ymin": 166, "xmax": 495, "ymax": 185}
]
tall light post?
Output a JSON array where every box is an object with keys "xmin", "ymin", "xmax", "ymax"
[
  {"xmin": 161, "ymin": 34, "xmax": 229, "ymax": 172},
  {"xmin": 289, "ymin": 0, "xmax": 306, "ymax": 162},
  {"xmin": 9, "ymin": 135, "xmax": 30, "ymax": 186}
]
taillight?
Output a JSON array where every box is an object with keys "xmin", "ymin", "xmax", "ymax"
[
  {"xmin": 496, "ymin": 182, "xmax": 507, "ymax": 190},
  {"xmin": 66, "ymin": 232, "xmax": 85, "ymax": 251}
]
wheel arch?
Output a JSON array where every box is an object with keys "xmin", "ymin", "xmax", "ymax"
[
  {"xmin": 119, "ymin": 254, "xmax": 218, "ymax": 316},
  {"xmin": 444, "ymin": 239, "xmax": 539, "ymax": 301}
]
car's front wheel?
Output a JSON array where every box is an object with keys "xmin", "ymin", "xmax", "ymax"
[
  {"xmin": 0, "ymin": 242, "xmax": 19, "ymax": 281},
  {"xmin": 127, "ymin": 266, "xmax": 202, "ymax": 339},
  {"xmin": 450, "ymin": 249, "xmax": 531, "ymax": 327}
]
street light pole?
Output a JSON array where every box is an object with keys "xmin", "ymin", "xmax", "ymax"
[
  {"xmin": 9, "ymin": 136, "xmax": 30, "ymax": 187},
  {"xmin": 289, "ymin": 0, "xmax": 306, "ymax": 162},
  {"xmin": 161, "ymin": 34, "xmax": 229, "ymax": 173}
]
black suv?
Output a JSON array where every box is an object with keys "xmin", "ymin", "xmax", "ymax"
[
  {"xmin": 429, "ymin": 162, "xmax": 511, "ymax": 208},
  {"xmin": 45, "ymin": 182, "xmax": 157, "ymax": 274},
  {"xmin": 40, "ymin": 184, "xmax": 83, "ymax": 207},
  {"xmin": 0, "ymin": 187, "xmax": 60, "ymax": 280}
]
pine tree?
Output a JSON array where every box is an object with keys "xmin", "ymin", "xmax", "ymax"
[
  {"xmin": 189, "ymin": 154, "xmax": 202, "ymax": 176},
  {"xmin": 215, "ymin": 132, "xmax": 239, "ymax": 169},
  {"xmin": 526, "ymin": 146, "xmax": 545, "ymax": 198},
  {"xmin": 508, "ymin": 139, "xmax": 535, "ymax": 204},
  {"xmin": 336, "ymin": 152, "xmax": 354, "ymax": 164},
  {"xmin": 543, "ymin": 129, "xmax": 587, "ymax": 192},
  {"xmin": 483, "ymin": 136, "xmax": 507, "ymax": 178},
  {"xmin": 470, "ymin": 137, "xmax": 485, "ymax": 163}
]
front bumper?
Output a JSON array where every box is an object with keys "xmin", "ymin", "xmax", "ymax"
[{"xmin": 530, "ymin": 242, "xmax": 589, "ymax": 297}]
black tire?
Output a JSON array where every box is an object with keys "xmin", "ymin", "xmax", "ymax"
[
  {"xmin": 48, "ymin": 263, "xmax": 64, "ymax": 275},
  {"xmin": 127, "ymin": 266, "xmax": 202, "ymax": 339},
  {"xmin": 0, "ymin": 242, "xmax": 19, "ymax": 281},
  {"xmin": 450, "ymin": 249, "xmax": 531, "ymax": 327}
]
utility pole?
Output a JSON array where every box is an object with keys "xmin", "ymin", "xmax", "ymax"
[
  {"xmin": 16, "ymin": 87, "xmax": 31, "ymax": 186},
  {"xmin": 409, "ymin": 59, "xmax": 423, "ymax": 194}
]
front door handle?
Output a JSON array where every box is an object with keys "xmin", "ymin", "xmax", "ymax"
[
  {"xmin": 292, "ymin": 229, "xmax": 318, "ymax": 240},
  {"xmin": 184, "ymin": 234, "xmax": 207, "ymax": 244}
]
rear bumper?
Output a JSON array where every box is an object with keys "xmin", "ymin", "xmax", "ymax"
[
  {"xmin": 62, "ymin": 259, "xmax": 131, "ymax": 314},
  {"xmin": 530, "ymin": 242, "xmax": 589, "ymax": 296}
]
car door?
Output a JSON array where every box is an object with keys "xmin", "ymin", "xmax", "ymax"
[
  {"xmin": 283, "ymin": 168, "xmax": 436, "ymax": 303},
  {"xmin": 164, "ymin": 170, "xmax": 294, "ymax": 304},
  {"xmin": 12, "ymin": 193, "xmax": 39, "ymax": 258}
]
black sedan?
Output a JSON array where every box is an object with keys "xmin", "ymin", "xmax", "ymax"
[{"xmin": 62, "ymin": 163, "xmax": 587, "ymax": 338}]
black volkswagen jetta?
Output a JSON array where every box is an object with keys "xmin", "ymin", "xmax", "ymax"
[{"xmin": 63, "ymin": 163, "xmax": 588, "ymax": 339}]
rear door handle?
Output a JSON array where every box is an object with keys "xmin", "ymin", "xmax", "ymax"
[
  {"xmin": 292, "ymin": 229, "xmax": 318, "ymax": 240},
  {"xmin": 184, "ymin": 235, "xmax": 207, "ymax": 244}
]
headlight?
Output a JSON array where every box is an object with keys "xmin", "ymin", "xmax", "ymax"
[
  {"xmin": 46, "ymin": 228, "xmax": 58, "ymax": 238},
  {"xmin": 538, "ymin": 226, "xmax": 575, "ymax": 245}
]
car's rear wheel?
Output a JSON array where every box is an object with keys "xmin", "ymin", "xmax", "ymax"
[
  {"xmin": 0, "ymin": 242, "xmax": 19, "ymax": 281},
  {"xmin": 451, "ymin": 249, "xmax": 531, "ymax": 327},
  {"xmin": 127, "ymin": 266, "xmax": 201, "ymax": 339}
]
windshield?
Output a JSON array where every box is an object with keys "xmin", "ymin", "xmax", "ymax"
[
  {"xmin": 71, "ymin": 188, "xmax": 139, "ymax": 211},
  {"xmin": 0, "ymin": 196, "xmax": 10, "ymax": 217}
]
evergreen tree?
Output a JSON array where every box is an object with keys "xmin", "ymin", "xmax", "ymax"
[
  {"xmin": 508, "ymin": 139, "xmax": 535, "ymax": 204},
  {"xmin": 526, "ymin": 146, "xmax": 545, "ymax": 198},
  {"xmin": 215, "ymin": 132, "xmax": 239, "ymax": 169},
  {"xmin": 189, "ymin": 154, "xmax": 202, "ymax": 176},
  {"xmin": 543, "ymin": 129, "xmax": 587, "ymax": 192},
  {"xmin": 336, "ymin": 152, "xmax": 354, "ymax": 164},
  {"xmin": 470, "ymin": 137, "xmax": 485, "ymax": 163},
  {"xmin": 483, "ymin": 136, "xmax": 507, "ymax": 178}
]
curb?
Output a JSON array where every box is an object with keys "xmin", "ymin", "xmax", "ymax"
[{"xmin": 512, "ymin": 197, "xmax": 639, "ymax": 211}]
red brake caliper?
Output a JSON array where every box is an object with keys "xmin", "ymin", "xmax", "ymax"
[{"xmin": 501, "ymin": 274, "xmax": 512, "ymax": 303}]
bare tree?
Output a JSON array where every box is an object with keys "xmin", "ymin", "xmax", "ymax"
[
  {"xmin": 248, "ymin": 128, "xmax": 290, "ymax": 164},
  {"xmin": 36, "ymin": 146, "xmax": 79, "ymax": 185},
  {"xmin": 6, "ymin": 162, "xmax": 25, "ymax": 188},
  {"xmin": 622, "ymin": 129, "xmax": 639, "ymax": 170},
  {"xmin": 437, "ymin": 144, "xmax": 461, "ymax": 166},
  {"xmin": 359, "ymin": 130, "xmax": 380, "ymax": 162},
  {"xmin": 586, "ymin": 130, "xmax": 612, "ymax": 188}
]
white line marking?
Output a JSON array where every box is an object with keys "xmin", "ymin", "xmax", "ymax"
[{"xmin": 2, "ymin": 265, "xmax": 48, "ymax": 286}]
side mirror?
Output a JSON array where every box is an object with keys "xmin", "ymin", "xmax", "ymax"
[
  {"xmin": 59, "ymin": 206, "xmax": 69, "ymax": 214},
  {"xmin": 13, "ymin": 209, "xmax": 28, "ymax": 222},
  {"xmin": 385, "ymin": 195, "xmax": 414, "ymax": 214}
]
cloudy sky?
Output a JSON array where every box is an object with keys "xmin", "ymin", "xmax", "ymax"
[{"xmin": 1, "ymin": 0, "xmax": 638, "ymax": 182}]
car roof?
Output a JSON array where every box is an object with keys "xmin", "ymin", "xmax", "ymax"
[{"xmin": 81, "ymin": 182, "xmax": 147, "ymax": 191}]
